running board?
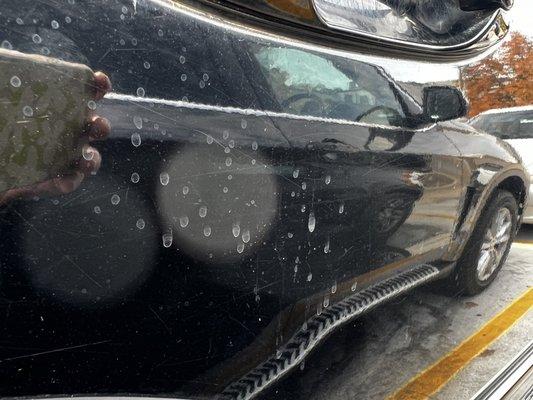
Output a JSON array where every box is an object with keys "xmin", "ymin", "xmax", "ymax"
[{"xmin": 219, "ymin": 264, "xmax": 441, "ymax": 400}]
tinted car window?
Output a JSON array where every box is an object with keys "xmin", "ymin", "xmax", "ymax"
[
  {"xmin": 471, "ymin": 110, "xmax": 533, "ymax": 139},
  {"xmin": 252, "ymin": 46, "xmax": 407, "ymax": 125}
]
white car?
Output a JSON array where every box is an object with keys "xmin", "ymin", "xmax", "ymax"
[{"xmin": 470, "ymin": 105, "xmax": 533, "ymax": 223}]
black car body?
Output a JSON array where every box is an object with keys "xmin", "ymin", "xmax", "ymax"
[{"xmin": 0, "ymin": 1, "xmax": 528, "ymax": 399}]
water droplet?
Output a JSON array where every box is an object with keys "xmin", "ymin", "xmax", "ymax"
[
  {"xmin": 111, "ymin": 194, "xmax": 120, "ymax": 205},
  {"xmin": 224, "ymin": 147, "xmax": 230, "ymax": 154},
  {"xmin": 10, "ymin": 76, "xmax": 21, "ymax": 88},
  {"xmin": 324, "ymin": 239, "xmax": 330, "ymax": 254},
  {"xmin": 288, "ymin": 232, "xmax": 293, "ymax": 238},
  {"xmin": 223, "ymin": 186, "xmax": 229, "ymax": 194},
  {"xmin": 131, "ymin": 133, "xmax": 141, "ymax": 147},
  {"xmin": 119, "ymin": 38, "xmax": 126, "ymax": 46},
  {"xmin": 331, "ymin": 281, "xmax": 337, "ymax": 294},
  {"xmin": 93, "ymin": 206, "xmax": 101, "ymax": 214},
  {"xmin": 203, "ymin": 226, "xmax": 212, "ymax": 237},
  {"xmin": 180, "ymin": 74, "xmax": 187, "ymax": 81},
  {"xmin": 251, "ymin": 141, "xmax": 258, "ymax": 151},
  {"xmin": 228, "ymin": 139, "xmax": 235, "ymax": 149},
  {"xmin": 1, "ymin": 40, "xmax": 13, "ymax": 49},
  {"xmin": 179, "ymin": 55, "xmax": 186, "ymax": 64},
  {"xmin": 307, "ymin": 272, "xmax": 313, "ymax": 282},
  {"xmin": 301, "ymin": 204, "xmax": 306, "ymax": 212},
  {"xmin": 199, "ymin": 80, "xmax": 205, "ymax": 89},
  {"xmin": 339, "ymin": 202, "xmax": 345, "ymax": 214},
  {"xmin": 225, "ymin": 157, "xmax": 232, "ymax": 167},
  {"xmin": 143, "ymin": 61, "xmax": 151, "ymax": 69},
  {"xmin": 237, "ymin": 243, "xmax": 244, "ymax": 254},
  {"xmin": 293, "ymin": 169, "xmax": 299, "ymax": 178},
  {"xmin": 301, "ymin": 182, "xmax": 307, "ymax": 190},
  {"xmin": 121, "ymin": 5, "xmax": 128, "ymax": 13},
  {"xmin": 232, "ymin": 223, "xmax": 241, "ymax": 238},
  {"xmin": 32, "ymin": 34, "xmax": 42, "ymax": 44},
  {"xmin": 136, "ymin": 87, "xmax": 145, "ymax": 97},
  {"xmin": 325, "ymin": 175, "xmax": 331, "ymax": 185},
  {"xmin": 133, "ymin": 115, "xmax": 143, "ymax": 129},
  {"xmin": 291, "ymin": 191, "xmax": 296, "ymax": 197},
  {"xmin": 22, "ymin": 106, "xmax": 33, "ymax": 117},
  {"xmin": 131, "ymin": 172, "xmax": 140, "ymax": 183},
  {"xmin": 41, "ymin": 47, "xmax": 50, "ymax": 56},
  {"xmin": 82, "ymin": 146, "xmax": 94, "ymax": 160},
  {"xmin": 206, "ymin": 135, "xmax": 214, "ymax": 144},
  {"xmin": 179, "ymin": 216, "xmax": 189, "ymax": 228},
  {"xmin": 159, "ymin": 172, "xmax": 170, "ymax": 186},
  {"xmin": 182, "ymin": 186, "xmax": 189, "ymax": 195},
  {"xmin": 136, "ymin": 218, "xmax": 145, "ymax": 229},
  {"xmin": 308, "ymin": 212, "xmax": 316, "ymax": 233},
  {"xmin": 199, "ymin": 205, "xmax": 207, "ymax": 218},
  {"xmin": 227, "ymin": 174, "xmax": 233, "ymax": 180},
  {"xmin": 87, "ymin": 100, "xmax": 96, "ymax": 110},
  {"xmin": 16, "ymin": 17, "xmax": 23, "ymax": 25},
  {"xmin": 65, "ymin": 16, "xmax": 72, "ymax": 23},
  {"xmin": 223, "ymin": 130, "xmax": 229, "ymax": 140},
  {"xmin": 351, "ymin": 282, "xmax": 358, "ymax": 292},
  {"xmin": 241, "ymin": 119, "xmax": 247, "ymax": 129},
  {"xmin": 162, "ymin": 232, "xmax": 173, "ymax": 248},
  {"xmin": 203, "ymin": 73, "xmax": 209, "ymax": 81},
  {"xmin": 81, "ymin": 288, "xmax": 87, "ymax": 294},
  {"xmin": 242, "ymin": 229, "xmax": 250, "ymax": 244},
  {"xmin": 157, "ymin": 28, "xmax": 164, "ymax": 37},
  {"xmin": 323, "ymin": 295, "xmax": 330, "ymax": 308}
]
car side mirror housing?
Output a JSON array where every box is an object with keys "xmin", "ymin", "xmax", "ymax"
[{"xmin": 423, "ymin": 86, "xmax": 468, "ymax": 123}]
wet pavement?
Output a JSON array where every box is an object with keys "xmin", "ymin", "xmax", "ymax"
[{"xmin": 257, "ymin": 226, "xmax": 533, "ymax": 400}]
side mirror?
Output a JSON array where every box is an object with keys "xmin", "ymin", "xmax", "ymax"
[{"xmin": 423, "ymin": 86, "xmax": 468, "ymax": 123}]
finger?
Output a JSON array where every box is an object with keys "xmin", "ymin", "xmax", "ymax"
[
  {"xmin": 78, "ymin": 146, "xmax": 102, "ymax": 174},
  {"xmin": 87, "ymin": 115, "xmax": 111, "ymax": 141},
  {"xmin": 92, "ymin": 71, "xmax": 112, "ymax": 100}
]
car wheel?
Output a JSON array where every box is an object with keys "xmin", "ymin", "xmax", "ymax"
[{"xmin": 454, "ymin": 189, "xmax": 518, "ymax": 295}]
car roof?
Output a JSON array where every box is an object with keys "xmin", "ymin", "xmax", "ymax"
[{"xmin": 476, "ymin": 105, "xmax": 533, "ymax": 116}]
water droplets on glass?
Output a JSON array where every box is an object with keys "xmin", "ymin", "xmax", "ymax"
[
  {"xmin": 325, "ymin": 175, "xmax": 331, "ymax": 185},
  {"xmin": 133, "ymin": 115, "xmax": 143, "ymax": 129},
  {"xmin": 131, "ymin": 132, "xmax": 142, "ymax": 147},
  {"xmin": 157, "ymin": 28, "xmax": 164, "ymax": 37},
  {"xmin": 131, "ymin": 172, "xmax": 140, "ymax": 183},
  {"xmin": 351, "ymin": 282, "xmax": 358, "ymax": 292},
  {"xmin": 65, "ymin": 16, "xmax": 72, "ymax": 23},
  {"xmin": 32, "ymin": 34, "xmax": 42, "ymax": 44},
  {"xmin": 225, "ymin": 157, "xmax": 232, "ymax": 167},
  {"xmin": 22, "ymin": 106, "xmax": 33, "ymax": 117},
  {"xmin": 301, "ymin": 182, "xmax": 307, "ymax": 190},
  {"xmin": 203, "ymin": 226, "xmax": 212, "ymax": 237},
  {"xmin": 224, "ymin": 147, "xmax": 230, "ymax": 154},
  {"xmin": 179, "ymin": 216, "xmax": 189, "ymax": 228},
  {"xmin": 237, "ymin": 243, "xmax": 244, "ymax": 254},
  {"xmin": 223, "ymin": 186, "xmax": 229, "ymax": 194},
  {"xmin": 308, "ymin": 211, "xmax": 316, "ymax": 233},
  {"xmin": 51, "ymin": 20, "xmax": 59, "ymax": 29},
  {"xmin": 136, "ymin": 218, "xmax": 145, "ymax": 230},
  {"xmin": 232, "ymin": 222, "xmax": 241, "ymax": 238},
  {"xmin": 182, "ymin": 185, "xmax": 190, "ymax": 195},
  {"xmin": 93, "ymin": 206, "xmax": 101, "ymax": 214},
  {"xmin": 136, "ymin": 87, "xmax": 145, "ymax": 97},
  {"xmin": 331, "ymin": 281, "xmax": 337, "ymax": 294},
  {"xmin": 241, "ymin": 229, "xmax": 250, "ymax": 244},
  {"xmin": 143, "ymin": 61, "xmax": 151, "ymax": 69},
  {"xmin": 223, "ymin": 130, "xmax": 229, "ymax": 140},
  {"xmin": 10, "ymin": 75, "xmax": 21, "ymax": 88},
  {"xmin": 339, "ymin": 202, "xmax": 345, "ymax": 214},
  {"xmin": 323, "ymin": 295, "xmax": 330, "ymax": 308},
  {"xmin": 202, "ymin": 73, "xmax": 209, "ymax": 81},
  {"xmin": 287, "ymin": 232, "xmax": 293, "ymax": 238},
  {"xmin": 206, "ymin": 135, "xmax": 214, "ymax": 144},
  {"xmin": 199, "ymin": 80, "xmax": 205, "ymax": 89},
  {"xmin": 241, "ymin": 119, "xmax": 247, "ymax": 129},
  {"xmin": 228, "ymin": 139, "xmax": 235, "ymax": 149},
  {"xmin": 180, "ymin": 74, "xmax": 187, "ymax": 82},
  {"xmin": 159, "ymin": 172, "xmax": 170, "ymax": 186},
  {"xmin": 179, "ymin": 55, "xmax": 186, "ymax": 64},
  {"xmin": 301, "ymin": 204, "xmax": 306, "ymax": 213},
  {"xmin": 111, "ymin": 194, "xmax": 120, "ymax": 205},
  {"xmin": 293, "ymin": 169, "xmax": 299, "ymax": 179},
  {"xmin": 16, "ymin": 18, "xmax": 23, "ymax": 25},
  {"xmin": 1, "ymin": 40, "xmax": 13, "ymax": 50},
  {"xmin": 162, "ymin": 231, "xmax": 173, "ymax": 248},
  {"xmin": 199, "ymin": 205, "xmax": 208, "ymax": 218},
  {"xmin": 307, "ymin": 272, "xmax": 313, "ymax": 282},
  {"xmin": 87, "ymin": 100, "xmax": 96, "ymax": 110},
  {"xmin": 324, "ymin": 239, "xmax": 330, "ymax": 254},
  {"xmin": 251, "ymin": 141, "xmax": 258, "ymax": 151}
]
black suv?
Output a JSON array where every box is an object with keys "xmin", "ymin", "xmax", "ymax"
[{"xmin": 0, "ymin": 1, "xmax": 527, "ymax": 400}]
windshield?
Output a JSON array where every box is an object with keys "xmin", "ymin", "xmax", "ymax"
[{"xmin": 470, "ymin": 110, "xmax": 533, "ymax": 139}]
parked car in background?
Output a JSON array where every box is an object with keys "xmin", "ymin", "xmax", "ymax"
[
  {"xmin": 0, "ymin": 1, "xmax": 528, "ymax": 400},
  {"xmin": 470, "ymin": 106, "xmax": 533, "ymax": 223}
]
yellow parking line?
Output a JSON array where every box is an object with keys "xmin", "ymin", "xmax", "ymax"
[{"xmin": 387, "ymin": 288, "xmax": 533, "ymax": 400}]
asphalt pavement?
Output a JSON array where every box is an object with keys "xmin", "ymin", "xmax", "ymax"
[{"xmin": 257, "ymin": 226, "xmax": 533, "ymax": 400}]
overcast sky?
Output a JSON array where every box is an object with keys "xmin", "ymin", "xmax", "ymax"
[{"xmin": 509, "ymin": 0, "xmax": 533, "ymax": 37}]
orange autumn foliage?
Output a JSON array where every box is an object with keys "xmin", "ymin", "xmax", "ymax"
[{"xmin": 462, "ymin": 32, "xmax": 533, "ymax": 117}]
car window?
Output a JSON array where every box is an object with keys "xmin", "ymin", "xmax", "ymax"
[
  {"xmin": 252, "ymin": 46, "xmax": 406, "ymax": 126},
  {"xmin": 471, "ymin": 111, "xmax": 533, "ymax": 139}
]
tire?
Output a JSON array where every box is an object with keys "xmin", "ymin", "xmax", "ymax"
[{"xmin": 452, "ymin": 189, "xmax": 518, "ymax": 296}]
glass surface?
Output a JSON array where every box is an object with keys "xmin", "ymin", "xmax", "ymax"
[{"xmin": 470, "ymin": 110, "xmax": 533, "ymax": 139}]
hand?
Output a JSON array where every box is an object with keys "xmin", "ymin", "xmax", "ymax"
[{"xmin": 0, "ymin": 71, "xmax": 112, "ymax": 205}]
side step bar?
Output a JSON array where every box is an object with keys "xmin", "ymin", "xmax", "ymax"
[
  {"xmin": 219, "ymin": 264, "xmax": 441, "ymax": 400},
  {"xmin": 471, "ymin": 341, "xmax": 533, "ymax": 400}
]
